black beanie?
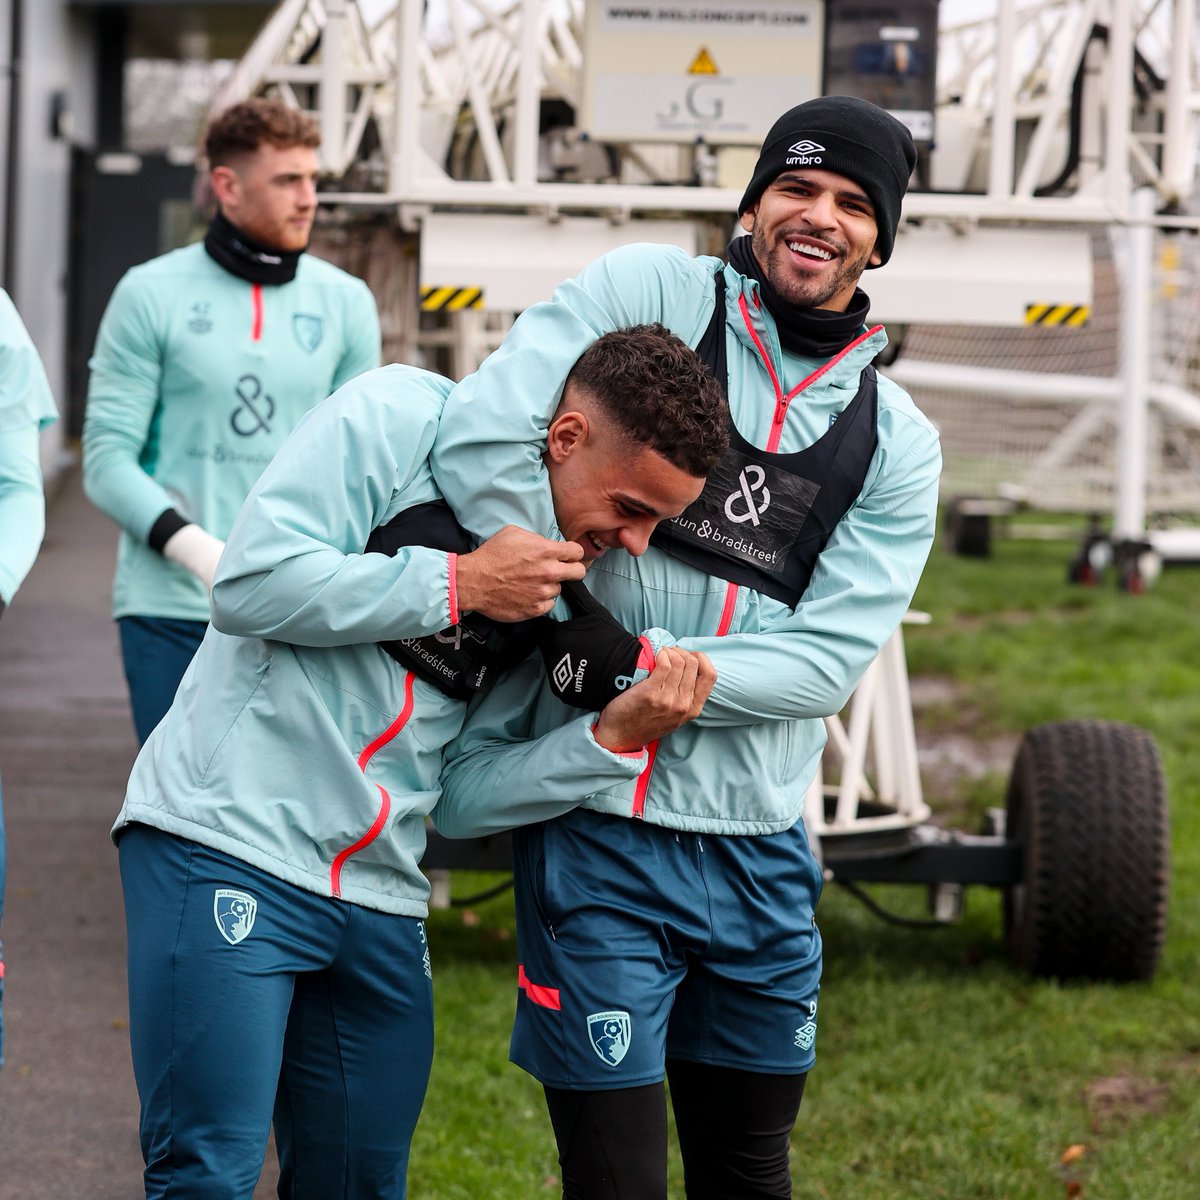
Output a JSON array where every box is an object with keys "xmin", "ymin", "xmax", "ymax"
[{"xmin": 738, "ymin": 96, "xmax": 917, "ymax": 267}]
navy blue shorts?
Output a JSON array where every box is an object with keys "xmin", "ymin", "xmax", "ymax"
[
  {"xmin": 119, "ymin": 825, "xmax": 434, "ymax": 1200},
  {"xmin": 510, "ymin": 808, "xmax": 823, "ymax": 1091}
]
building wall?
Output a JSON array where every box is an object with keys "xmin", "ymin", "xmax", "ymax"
[
  {"xmin": 8, "ymin": 1, "xmax": 95, "ymax": 467},
  {"xmin": 0, "ymin": 8, "xmax": 9, "ymax": 284}
]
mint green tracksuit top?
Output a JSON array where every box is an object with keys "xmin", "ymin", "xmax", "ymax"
[
  {"xmin": 0, "ymin": 289, "xmax": 57, "ymax": 604},
  {"xmin": 83, "ymin": 241, "xmax": 380, "ymax": 621},
  {"xmin": 112, "ymin": 366, "xmax": 649, "ymax": 914},
  {"xmin": 431, "ymin": 243, "xmax": 943, "ymax": 838}
]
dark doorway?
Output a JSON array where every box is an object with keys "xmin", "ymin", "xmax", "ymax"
[{"xmin": 65, "ymin": 148, "xmax": 200, "ymax": 435}]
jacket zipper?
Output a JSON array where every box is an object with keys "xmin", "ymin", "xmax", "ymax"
[
  {"xmin": 630, "ymin": 304, "xmax": 882, "ymax": 819},
  {"xmin": 330, "ymin": 671, "xmax": 417, "ymax": 897},
  {"xmin": 630, "ymin": 581, "xmax": 739, "ymax": 819},
  {"xmin": 250, "ymin": 283, "xmax": 264, "ymax": 342},
  {"xmin": 737, "ymin": 293, "xmax": 882, "ymax": 451}
]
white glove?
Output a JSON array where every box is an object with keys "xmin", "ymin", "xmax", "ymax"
[{"xmin": 163, "ymin": 524, "xmax": 226, "ymax": 590}]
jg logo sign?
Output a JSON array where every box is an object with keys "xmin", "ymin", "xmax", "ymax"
[{"xmin": 657, "ymin": 78, "xmax": 732, "ymax": 125}]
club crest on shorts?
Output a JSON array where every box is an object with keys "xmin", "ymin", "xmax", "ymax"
[
  {"xmin": 214, "ymin": 888, "xmax": 258, "ymax": 945},
  {"xmin": 587, "ymin": 1010, "xmax": 631, "ymax": 1067}
]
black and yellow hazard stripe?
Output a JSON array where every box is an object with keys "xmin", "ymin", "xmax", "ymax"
[
  {"xmin": 1024, "ymin": 303, "xmax": 1090, "ymax": 327},
  {"xmin": 420, "ymin": 285, "xmax": 484, "ymax": 312}
]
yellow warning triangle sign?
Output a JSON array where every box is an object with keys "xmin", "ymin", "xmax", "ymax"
[{"xmin": 689, "ymin": 47, "xmax": 719, "ymax": 75}]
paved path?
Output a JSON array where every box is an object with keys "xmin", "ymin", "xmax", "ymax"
[{"xmin": 0, "ymin": 468, "xmax": 277, "ymax": 1199}]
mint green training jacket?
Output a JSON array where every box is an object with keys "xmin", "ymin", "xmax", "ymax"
[
  {"xmin": 83, "ymin": 242, "xmax": 380, "ymax": 621},
  {"xmin": 432, "ymin": 243, "xmax": 942, "ymax": 838},
  {"xmin": 112, "ymin": 366, "xmax": 647, "ymax": 914},
  {"xmin": 0, "ymin": 290, "xmax": 57, "ymax": 604}
]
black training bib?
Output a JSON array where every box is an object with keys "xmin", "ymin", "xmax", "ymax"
[
  {"xmin": 650, "ymin": 268, "xmax": 879, "ymax": 607},
  {"xmin": 365, "ymin": 500, "xmax": 537, "ymax": 700},
  {"xmin": 662, "ymin": 450, "xmax": 821, "ymax": 579}
]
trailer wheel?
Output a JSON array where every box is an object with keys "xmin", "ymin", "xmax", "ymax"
[{"xmin": 1004, "ymin": 720, "xmax": 1169, "ymax": 982}]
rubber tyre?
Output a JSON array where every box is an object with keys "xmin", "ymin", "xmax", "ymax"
[
  {"xmin": 1004, "ymin": 720, "xmax": 1169, "ymax": 982},
  {"xmin": 1067, "ymin": 556, "xmax": 1097, "ymax": 586}
]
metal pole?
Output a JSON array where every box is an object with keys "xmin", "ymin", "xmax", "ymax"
[
  {"xmin": 1113, "ymin": 186, "xmax": 1154, "ymax": 541},
  {"xmin": 987, "ymin": 0, "xmax": 1017, "ymax": 200},
  {"xmin": 512, "ymin": 0, "xmax": 541, "ymax": 187},
  {"xmin": 447, "ymin": 0, "xmax": 510, "ymax": 184},
  {"xmin": 2, "ymin": 0, "xmax": 25, "ymax": 292},
  {"xmin": 1162, "ymin": 0, "xmax": 1196, "ymax": 203},
  {"xmin": 320, "ymin": 0, "xmax": 348, "ymax": 174},
  {"xmin": 1104, "ymin": 0, "xmax": 1133, "ymax": 215},
  {"xmin": 392, "ymin": 0, "xmax": 423, "ymax": 197}
]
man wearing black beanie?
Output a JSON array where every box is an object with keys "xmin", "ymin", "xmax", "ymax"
[
  {"xmin": 739, "ymin": 94, "xmax": 919, "ymax": 269},
  {"xmin": 431, "ymin": 96, "xmax": 943, "ymax": 1199}
]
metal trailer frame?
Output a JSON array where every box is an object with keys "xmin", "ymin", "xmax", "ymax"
[{"xmin": 222, "ymin": 0, "xmax": 1199, "ymax": 218}]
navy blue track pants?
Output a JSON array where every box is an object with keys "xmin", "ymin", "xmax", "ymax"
[
  {"xmin": 119, "ymin": 825, "xmax": 434, "ymax": 1200},
  {"xmin": 117, "ymin": 615, "xmax": 207, "ymax": 745},
  {"xmin": 0, "ymin": 774, "xmax": 6, "ymax": 1066}
]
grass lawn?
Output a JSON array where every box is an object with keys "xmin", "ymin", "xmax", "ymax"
[{"xmin": 410, "ymin": 520, "xmax": 1200, "ymax": 1198}]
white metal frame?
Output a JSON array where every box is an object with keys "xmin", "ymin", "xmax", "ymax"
[
  {"xmin": 805, "ymin": 614, "xmax": 933, "ymax": 838},
  {"xmin": 214, "ymin": 0, "xmax": 1199, "ymax": 225}
]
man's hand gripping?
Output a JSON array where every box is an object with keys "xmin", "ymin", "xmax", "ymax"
[
  {"xmin": 592, "ymin": 646, "xmax": 716, "ymax": 754},
  {"xmin": 456, "ymin": 526, "xmax": 587, "ymax": 622},
  {"xmin": 532, "ymin": 578, "xmax": 715, "ymax": 752}
]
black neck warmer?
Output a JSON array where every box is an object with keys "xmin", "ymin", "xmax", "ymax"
[
  {"xmin": 203, "ymin": 211, "xmax": 302, "ymax": 285},
  {"xmin": 728, "ymin": 235, "xmax": 872, "ymax": 359}
]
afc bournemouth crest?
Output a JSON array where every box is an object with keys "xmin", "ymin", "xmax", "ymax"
[
  {"xmin": 292, "ymin": 312, "xmax": 324, "ymax": 353},
  {"xmin": 214, "ymin": 888, "xmax": 258, "ymax": 945},
  {"xmin": 587, "ymin": 1010, "xmax": 632, "ymax": 1067},
  {"xmin": 187, "ymin": 301, "xmax": 213, "ymax": 334}
]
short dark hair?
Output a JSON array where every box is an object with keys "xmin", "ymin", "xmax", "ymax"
[
  {"xmin": 204, "ymin": 97, "xmax": 321, "ymax": 169},
  {"xmin": 564, "ymin": 325, "xmax": 728, "ymax": 477}
]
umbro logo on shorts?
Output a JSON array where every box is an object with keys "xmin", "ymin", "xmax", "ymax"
[
  {"xmin": 419, "ymin": 920, "xmax": 432, "ymax": 980},
  {"xmin": 794, "ymin": 998, "xmax": 818, "ymax": 1050}
]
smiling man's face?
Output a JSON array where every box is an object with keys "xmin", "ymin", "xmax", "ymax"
[
  {"xmin": 544, "ymin": 385, "xmax": 706, "ymax": 564},
  {"xmin": 740, "ymin": 167, "xmax": 881, "ymax": 313}
]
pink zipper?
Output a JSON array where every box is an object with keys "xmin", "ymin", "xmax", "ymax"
[
  {"xmin": 330, "ymin": 671, "xmax": 416, "ymax": 896},
  {"xmin": 631, "ymin": 303, "xmax": 880, "ymax": 818},
  {"xmin": 250, "ymin": 283, "xmax": 264, "ymax": 342},
  {"xmin": 630, "ymin": 581, "xmax": 739, "ymax": 819},
  {"xmin": 736, "ymin": 293, "xmax": 881, "ymax": 451}
]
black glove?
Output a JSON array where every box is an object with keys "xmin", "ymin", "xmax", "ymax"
[
  {"xmin": 537, "ymin": 580, "xmax": 647, "ymax": 710},
  {"xmin": 377, "ymin": 613, "xmax": 541, "ymax": 702}
]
